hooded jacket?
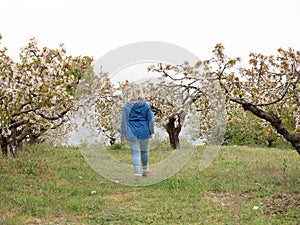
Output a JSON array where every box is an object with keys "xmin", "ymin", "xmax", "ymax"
[{"xmin": 121, "ymin": 99, "xmax": 154, "ymax": 140}]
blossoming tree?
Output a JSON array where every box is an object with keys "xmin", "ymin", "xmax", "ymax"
[
  {"xmin": 0, "ymin": 35, "xmax": 92, "ymax": 157},
  {"xmin": 94, "ymin": 70, "xmax": 201, "ymax": 149},
  {"xmin": 150, "ymin": 44, "xmax": 300, "ymax": 155}
]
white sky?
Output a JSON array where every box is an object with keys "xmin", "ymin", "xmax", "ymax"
[{"xmin": 1, "ymin": 0, "xmax": 300, "ymax": 62}]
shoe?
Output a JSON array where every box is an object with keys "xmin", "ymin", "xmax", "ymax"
[
  {"xmin": 134, "ymin": 174, "xmax": 142, "ymax": 181},
  {"xmin": 142, "ymin": 169, "xmax": 150, "ymax": 177}
]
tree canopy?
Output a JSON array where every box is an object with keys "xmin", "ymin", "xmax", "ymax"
[
  {"xmin": 150, "ymin": 44, "xmax": 300, "ymax": 154},
  {"xmin": 93, "ymin": 72, "xmax": 201, "ymax": 149},
  {"xmin": 0, "ymin": 35, "xmax": 92, "ymax": 157}
]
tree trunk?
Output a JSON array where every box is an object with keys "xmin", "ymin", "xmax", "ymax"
[
  {"xmin": 110, "ymin": 137, "xmax": 116, "ymax": 146},
  {"xmin": 0, "ymin": 138, "xmax": 18, "ymax": 158},
  {"xmin": 267, "ymin": 139, "xmax": 275, "ymax": 148},
  {"xmin": 8, "ymin": 144, "xmax": 18, "ymax": 158},
  {"xmin": 1, "ymin": 138, "xmax": 8, "ymax": 158},
  {"xmin": 0, "ymin": 130, "xmax": 20, "ymax": 158},
  {"xmin": 166, "ymin": 116, "xmax": 181, "ymax": 149},
  {"xmin": 10, "ymin": 127, "xmax": 19, "ymax": 158},
  {"xmin": 242, "ymin": 102, "xmax": 300, "ymax": 155},
  {"xmin": 27, "ymin": 133, "xmax": 40, "ymax": 145}
]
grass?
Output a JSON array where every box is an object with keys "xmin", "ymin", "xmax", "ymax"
[
  {"xmin": 107, "ymin": 140, "xmax": 174, "ymax": 164},
  {"xmin": 0, "ymin": 144, "xmax": 299, "ymax": 224}
]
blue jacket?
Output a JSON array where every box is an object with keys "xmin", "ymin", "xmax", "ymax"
[{"xmin": 121, "ymin": 99, "xmax": 154, "ymax": 140}]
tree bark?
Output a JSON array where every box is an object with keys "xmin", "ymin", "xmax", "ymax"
[
  {"xmin": 267, "ymin": 139, "xmax": 275, "ymax": 148},
  {"xmin": 1, "ymin": 136, "xmax": 8, "ymax": 158},
  {"xmin": 8, "ymin": 144, "xmax": 18, "ymax": 158},
  {"xmin": 241, "ymin": 102, "xmax": 300, "ymax": 155},
  {"xmin": 0, "ymin": 129, "xmax": 22, "ymax": 158},
  {"xmin": 27, "ymin": 133, "xmax": 41, "ymax": 145},
  {"xmin": 0, "ymin": 137, "xmax": 18, "ymax": 158},
  {"xmin": 166, "ymin": 116, "xmax": 181, "ymax": 149},
  {"xmin": 110, "ymin": 137, "xmax": 116, "ymax": 146}
]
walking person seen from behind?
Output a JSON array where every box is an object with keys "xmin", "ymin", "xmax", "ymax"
[{"xmin": 121, "ymin": 84, "xmax": 154, "ymax": 181}]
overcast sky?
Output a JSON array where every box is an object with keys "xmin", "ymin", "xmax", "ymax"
[{"xmin": 1, "ymin": 0, "xmax": 300, "ymax": 62}]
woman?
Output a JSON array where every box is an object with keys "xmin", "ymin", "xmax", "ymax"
[{"xmin": 121, "ymin": 84, "xmax": 154, "ymax": 180}]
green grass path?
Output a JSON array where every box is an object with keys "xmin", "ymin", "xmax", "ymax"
[{"xmin": 0, "ymin": 145, "xmax": 299, "ymax": 224}]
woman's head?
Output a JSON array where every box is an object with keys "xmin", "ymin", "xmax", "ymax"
[{"xmin": 129, "ymin": 83, "xmax": 145, "ymax": 100}]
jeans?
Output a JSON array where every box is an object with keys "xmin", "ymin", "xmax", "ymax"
[{"xmin": 128, "ymin": 139, "xmax": 149, "ymax": 175}]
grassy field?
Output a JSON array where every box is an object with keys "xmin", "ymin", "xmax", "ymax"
[{"xmin": 0, "ymin": 144, "xmax": 299, "ymax": 225}]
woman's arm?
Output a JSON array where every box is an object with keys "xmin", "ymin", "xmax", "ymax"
[
  {"xmin": 120, "ymin": 107, "xmax": 128, "ymax": 137},
  {"xmin": 147, "ymin": 105, "xmax": 154, "ymax": 135}
]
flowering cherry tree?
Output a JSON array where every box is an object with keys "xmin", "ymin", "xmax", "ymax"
[
  {"xmin": 0, "ymin": 35, "xmax": 92, "ymax": 157},
  {"xmin": 94, "ymin": 70, "xmax": 201, "ymax": 149},
  {"xmin": 150, "ymin": 44, "xmax": 300, "ymax": 155}
]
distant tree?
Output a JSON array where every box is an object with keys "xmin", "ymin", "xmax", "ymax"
[
  {"xmin": 224, "ymin": 104, "xmax": 284, "ymax": 147},
  {"xmin": 95, "ymin": 72, "xmax": 122, "ymax": 145},
  {"xmin": 142, "ymin": 78, "xmax": 193, "ymax": 149},
  {"xmin": 0, "ymin": 35, "xmax": 92, "ymax": 157},
  {"xmin": 94, "ymin": 71, "xmax": 200, "ymax": 149}
]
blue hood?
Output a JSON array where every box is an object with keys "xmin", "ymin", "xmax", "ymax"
[{"xmin": 121, "ymin": 100, "xmax": 154, "ymax": 140}]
